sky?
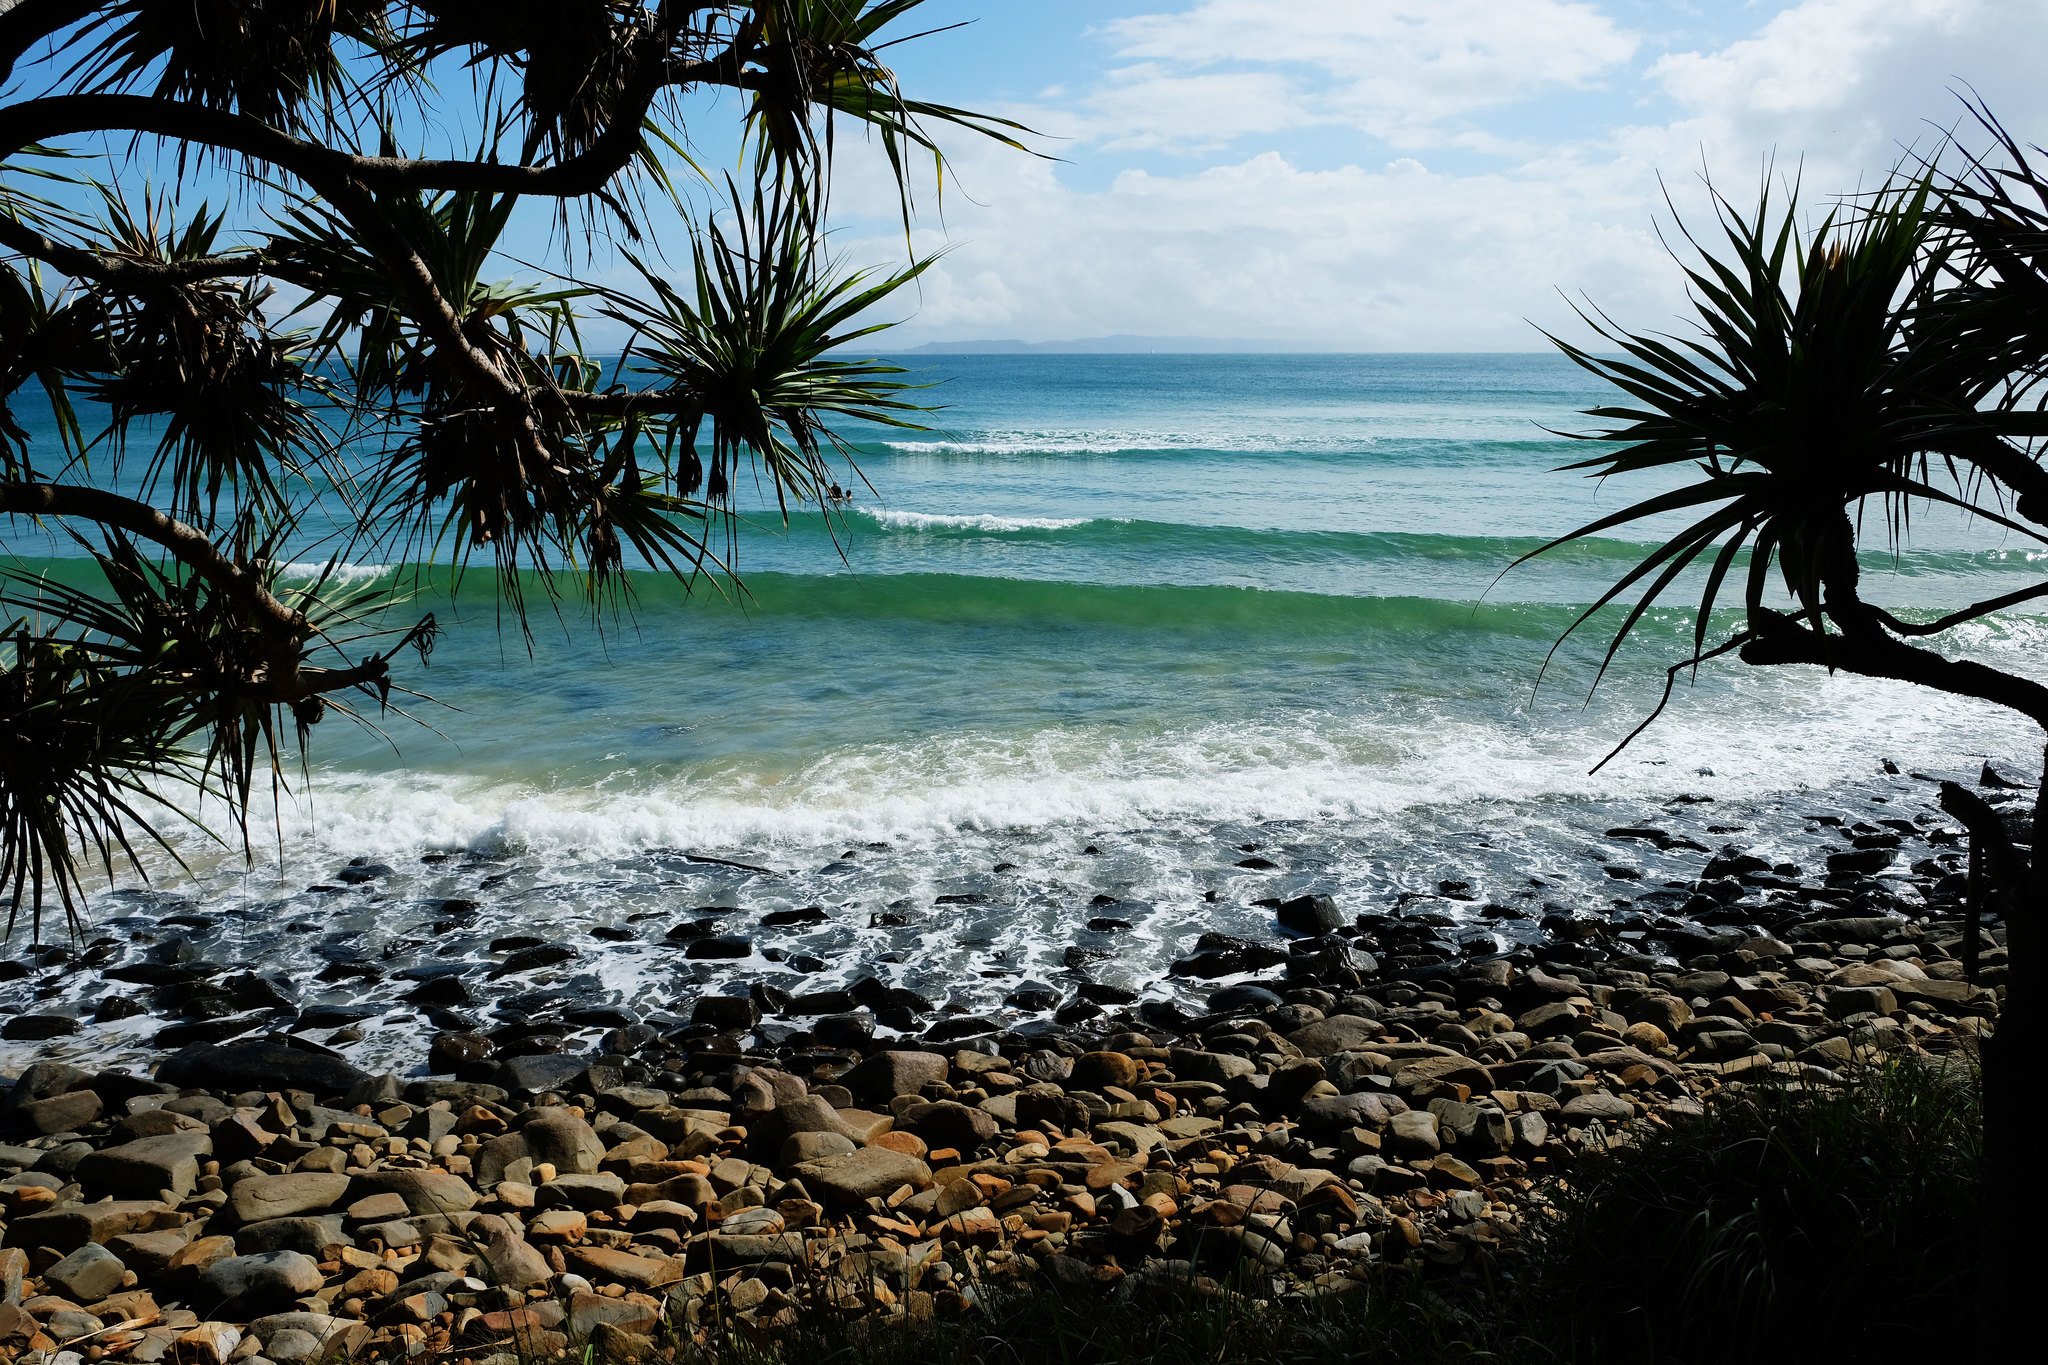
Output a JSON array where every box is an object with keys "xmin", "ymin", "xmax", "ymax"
[
  {"xmin": 747, "ymin": 0, "xmax": 2048, "ymax": 351},
  {"xmin": 11, "ymin": 2, "xmax": 2047, "ymax": 353}
]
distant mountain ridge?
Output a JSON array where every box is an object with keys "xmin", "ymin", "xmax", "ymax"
[{"xmin": 896, "ymin": 335, "xmax": 1363, "ymax": 355}]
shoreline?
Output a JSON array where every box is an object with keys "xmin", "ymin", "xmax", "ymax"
[
  {"xmin": 1, "ymin": 756, "xmax": 2022, "ymax": 1081},
  {"xmin": 0, "ymin": 766, "xmax": 2012, "ymax": 1359}
]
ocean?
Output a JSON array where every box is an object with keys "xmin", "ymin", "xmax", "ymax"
[{"xmin": 4, "ymin": 352, "xmax": 2042, "ymax": 1071}]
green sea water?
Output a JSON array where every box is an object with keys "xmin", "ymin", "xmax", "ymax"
[{"xmin": 4, "ymin": 353, "xmax": 2042, "ymax": 1069}]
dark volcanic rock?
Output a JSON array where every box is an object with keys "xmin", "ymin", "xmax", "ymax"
[
  {"xmin": 924, "ymin": 1015, "xmax": 1000, "ymax": 1043},
  {"xmin": 812, "ymin": 1012, "xmax": 876, "ymax": 1049},
  {"xmin": 299, "ymin": 1004, "xmax": 384, "ymax": 1028},
  {"xmin": 2, "ymin": 1015, "xmax": 81, "ymax": 1041},
  {"xmin": 1209, "ymin": 983, "xmax": 1286, "ymax": 1013},
  {"xmin": 1277, "ymin": 894, "xmax": 1344, "ymax": 935},
  {"xmin": 684, "ymin": 936, "xmax": 753, "ymax": 960},
  {"xmin": 428, "ymin": 1032, "xmax": 495, "ymax": 1074},
  {"xmin": 1003, "ymin": 984, "xmax": 1062, "ymax": 1011},
  {"xmin": 491, "ymin": 944, "xmax": 579, "ymax": 978},
  {"xmin": 403, "ymin": 977, "xmax": 475, "ymax": 1007},
  {"xmin": 335, "ymin": 861, "xmax": 396, "ymax": 884},
  {"xmin": 498, "ymin": 1053, "xmax": 591, "ymax": 1096},
  {"xmin": 1826, "ymin": 848, "xmax": 1896, "ymax": 875},
  {"xmin": 157, "ymin": 1041, "xmax": 368, "ymax": 1097},
  {"xmin": 693, "ymin": 995, "xmax": 760, "ymax": 1030}
]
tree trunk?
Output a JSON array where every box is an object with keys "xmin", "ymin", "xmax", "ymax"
[{"xmin": 1989, "ymin": 746, "xmax": 2047, "ymax": 1346}]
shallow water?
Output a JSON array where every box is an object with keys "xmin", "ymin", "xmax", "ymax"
[{"xmin": 3, "ymin": 354, "xmax": 2040, "ymax": 1072}]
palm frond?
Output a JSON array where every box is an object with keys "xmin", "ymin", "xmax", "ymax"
[
  {"xmin": 1525, "ymin": 173, "xmax": 1999, "ymax": 692},
  {"xmin": 745, "ymin": 0, "xmax": 1043, "ymax": 234},
  {"xmin": 61, "ymin": 0, "xmax": 393, "ymax": 135},
  {"xmin": 596, "ymin": 175, "xmax": 936, "ymax": 534}
]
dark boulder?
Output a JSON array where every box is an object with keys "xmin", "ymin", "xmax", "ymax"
[
  {"xmin": 684, "ymin": 936, "xmax": 753, "ymax": 960},
  {"xmin": 1, "ymin": 1015, "xmax": 80, "ymax": 1041},
  {"xmin": 428, "ymin": 1032, "xmax": 494, "ymax": 1074},
  {"xmin": 336, "ymin": 862, "xmax": 396, "ymax": 884},
  {"xmin": 924, "ymin": 1016, "xmax": 1000, "ymax": 1043},
  {"xmin": 1003, "ymin": 984, "xmax": 1062, "ymax": 1012},
  {"xmin": 693, "ymin": 995, "xmax": 761, "ymax": 1031},
  {"xmin": 1825, "ymin": 848, "xmax": 1895, "ymax": 875},
  {"xmin": 1207, "ymin": 983, "xmax": 1285, "ymax": 1014},
  {"xmin": 1277, "ymin": 894, "xmax": 1344, "ymax": 935},
  {"xmin": 812, "ymin": 1012, "xmax": 876, "ymax": 1049},
  {"xmin": 9, "ymin": 1061, "xmax": 95, "ymax": 1104},
  {"xmin": 157, "ymin": 1041, "xmax": 368, "ymax": 1098},
  {"xmin": 491, "ymin": 944, "xmax": 578, "ymax": 979},
  {"xmin": 760, "ymin": 907, "xmax": 829, "ymax": 928},
  {"xmin": 497, "ymin": 1053, "xmax": 590, "ymax": 1096}
]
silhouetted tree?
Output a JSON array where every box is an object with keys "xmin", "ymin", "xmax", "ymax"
[
  {"xmin": 1527, "ymin": 103, "xmax": 2045, "ymax": 1341},
  {"xmin": 0, "ymin": 2, "xmax": 1027, "ymax": 932}
]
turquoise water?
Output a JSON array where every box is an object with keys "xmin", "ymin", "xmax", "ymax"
[{"xmin": 5, "ymin": 353, "xmax": 2043, "ymax": 1070}]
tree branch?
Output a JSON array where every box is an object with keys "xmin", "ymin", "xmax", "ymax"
[
  {"xmin": 0, "ymin": 0, "xmax": 97, "ymax": 86},
  {"xmin": 0, "ymin": 479, "xmax": 429, "ymax": 707},
  {"xmin": 314, "ymin": 176, "xmax": 537, "ymax": 417},
  {"xmin": 0, "ymin": 45, "xmax": 751, "ymax": 200},
  {"xmin": 0, "ymin": 480, "xmax": 306, "ymax": 637},
  {"xmin": 1739, "ymin": 611, "xmax": 2048, "ymax": 728},
  {"xmin": 1937, "ymin": 781, "xmax": 2029, "ymax": 881},
  {"xmin": 1937, "ymin": 429, "xmax": 2048, "ymax": 526},
  {"xmin": 0, "ymin": 210, "xmax": 268, "ymax": 287},
  {"xmin": 1871, "ymin": 580, "xmax": 2048, "ymax": 637}
]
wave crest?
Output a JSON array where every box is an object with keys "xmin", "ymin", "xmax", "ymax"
[
  {"xmin": 279, "ymin": 561, "xmax": 394, "ymax": 588},
  {"xmin": 858, "ymin": 508, "xmax": 1100, "ymax": 533}
]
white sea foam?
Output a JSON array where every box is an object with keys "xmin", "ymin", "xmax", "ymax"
[
  {"xmin": 21, "ymin": 629, "xmax": 2045, "ymax": 1078},
  {"xmin": 144, "ymin": 656, "xmax": 2037, "ymax": 875},
  {"xmin": 279, "ymin": 561, "xmax": 394, "ymax": 588},
  {"xmin": 858, "ymin": 508, "xmax": 1098, "ymax": 533},
  {"xmin": 882, "ymin": 429, "xmax": 1385, "ymax": 457}
]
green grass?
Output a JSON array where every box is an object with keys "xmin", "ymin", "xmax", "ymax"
[
  {"xmin": 676, "ymin": 1269, "xmax": 1520, "ymax": 1365},
  {"xmin": 521, "ymin": 1062, "xmax": 1985, "ymax": 1365},
  {"xmin": 1517, "ymin": 1060, "xmax": 1985, "ymax": 1363}
]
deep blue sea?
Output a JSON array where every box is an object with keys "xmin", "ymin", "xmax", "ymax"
[{"xmin": 6, "ymin": 353, "xmax": 2043, "ymax": 1071}]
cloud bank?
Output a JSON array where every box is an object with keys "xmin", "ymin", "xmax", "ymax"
[{"xmin": 823, "ymin": 0, "xmax": 2048, "ymax": 351}]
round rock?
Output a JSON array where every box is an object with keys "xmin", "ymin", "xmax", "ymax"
[{"xmin": 200, "ymin": 1250, "xmax": 325, "ymax": 1304}]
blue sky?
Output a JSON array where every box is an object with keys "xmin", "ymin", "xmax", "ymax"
[
  {"xmin": 763, "ymin": 0, "xmax": 2048, "ymax": 349},
  {"xmin": 13, "ymin": 2, "xmax": 2048, "ymax": 351}
]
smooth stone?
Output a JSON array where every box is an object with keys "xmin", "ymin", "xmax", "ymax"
[
  {"xmin": 232, "ymin": 1216, "xmax": 348, "ymax": 1260},
  {"xmin": 229, "ymin": 1174, "xmax": 351, "ymax": 1224},
  {"xmin": 1068, "ymin": 1052, "xmax": 1143, "ymax": 1091},
  {"xmin": 351, "ymin": 1169, "xmax": 479, "ymax": 1215},
  {"xmin": 896, "ymin": 1100, "xmax": 998, "ymax": 1152},
  {"xmin": 199, "ymin": 1251, "xmax": 324, "ymax": 1304},
  {"xmin": 76, "ymin": 1133, "xmax": 213, "ymax": 1200},
  {"xmin": 790, "ymin": 1148, "xmax": 932, "ymax": 1208},
  {"xmin": 44, "ymin": 1244, "xmax": 126, "ymax": 1302},
  {"xmin": 1286, "ymin": 1016, "xmax": 1385, "ymax": 1057},
  {"xmin": 156, "ymin": 1043, "xmax": 367, "ymax": 1098},
  {"xmin": 780, "ymin": 1131, "xmax": 857, "ymax": 1167}
]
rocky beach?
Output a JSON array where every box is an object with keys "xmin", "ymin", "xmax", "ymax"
[{"xmin": 0, "ymin": 763, "xmax": 2012, "ymax": 1363}]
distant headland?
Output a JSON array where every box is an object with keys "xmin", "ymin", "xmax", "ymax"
[{"xmin": 897, "ymin": 334, "xmax": 1365, "ymax": 354}]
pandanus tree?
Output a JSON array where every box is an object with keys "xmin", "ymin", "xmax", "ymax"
[
  {"xmin": 1525, "ymin": 105, "xmax": 2047, "ymax": 1329},
  {"xmin": 0, "ymin": 2, "xmax": 1029, "ymax": 934}
]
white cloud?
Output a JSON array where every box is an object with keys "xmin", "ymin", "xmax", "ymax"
[
  {"xmin": 834, "ymin": 140, "xmax": 1672, "ymax": 350},
  {"xmin": 817, "ymin": 0, "xmax": 2048, "ymax": 350},
  {"xmin": 1628, "ymin": 0, "xmax": 2048, "ymax": 182},
  {"xmin": 1087, "ymin": 0, "xmax": 1640, "ymax": 148}
]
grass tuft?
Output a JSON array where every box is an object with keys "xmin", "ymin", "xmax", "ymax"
[
  {"xmin": 489, "ymin": 1063, "xmax": 1982, "ymax": 1365},
  {"xmin": 1517, "ymin": 1059, "xmax": 1984, "ymax": 1362}
]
